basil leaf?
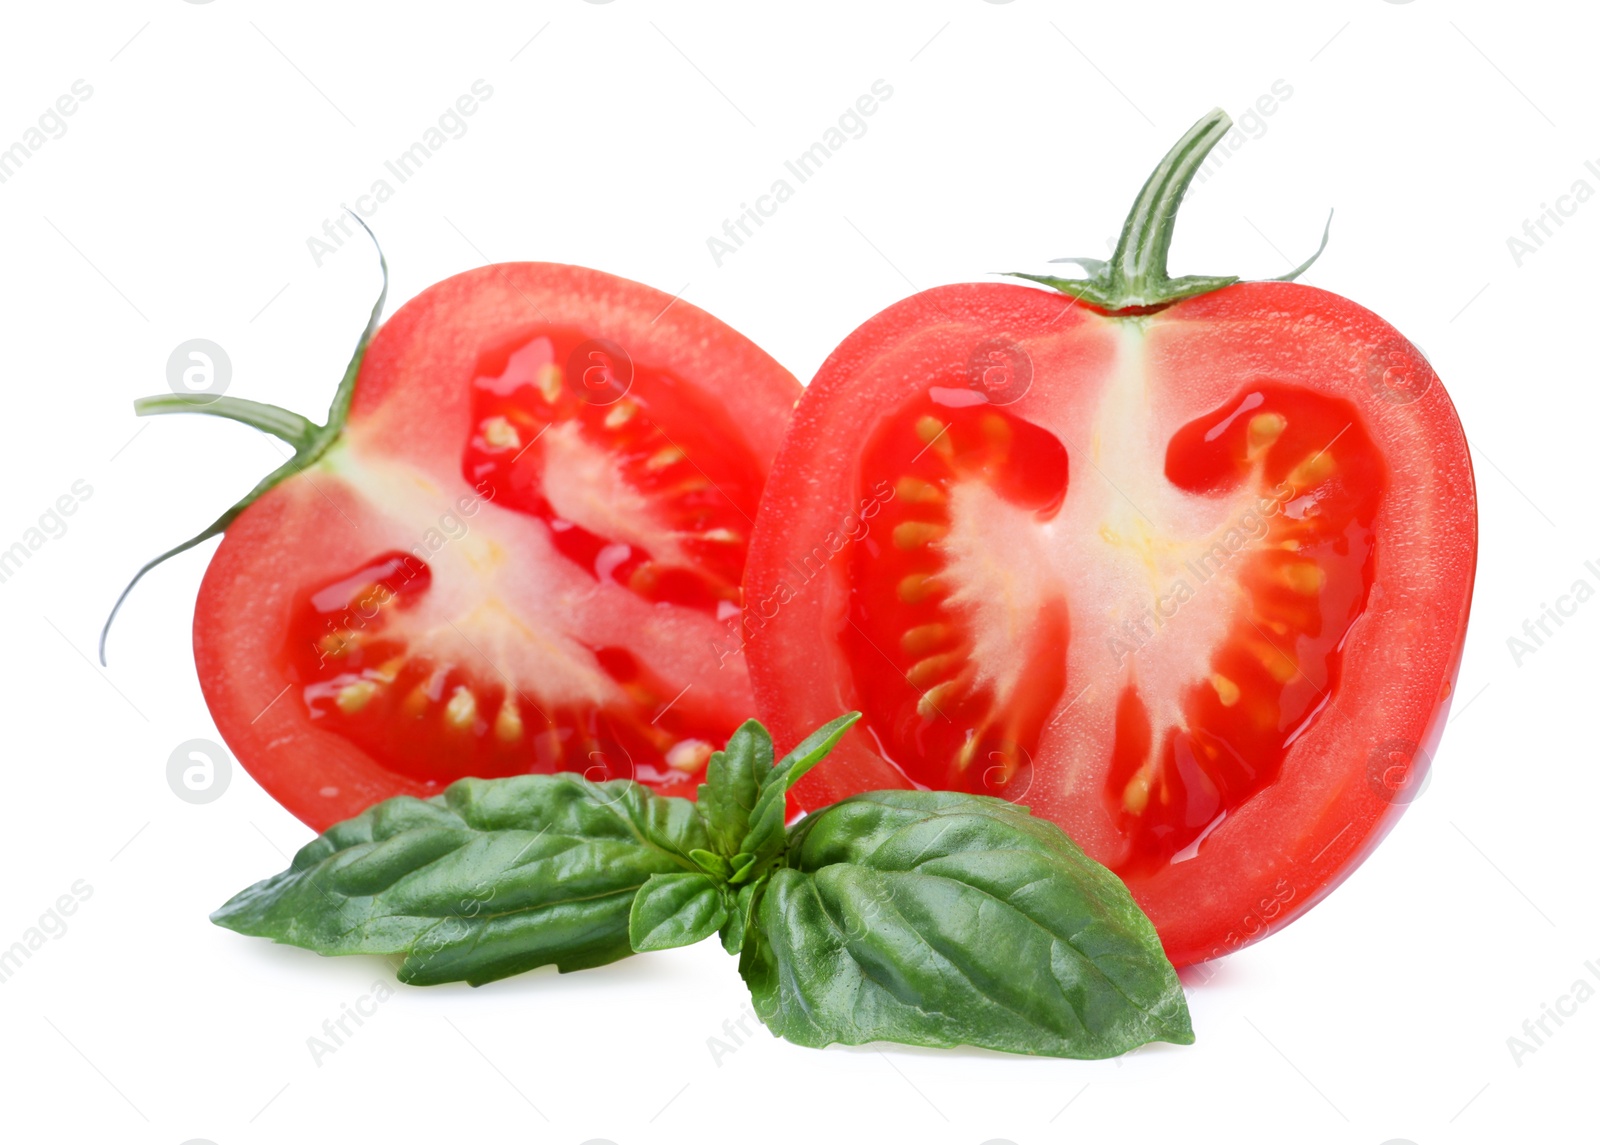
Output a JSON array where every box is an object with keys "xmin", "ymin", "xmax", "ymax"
[
  {"xmin": 629, "ymin": 872, "xmax": 728, "ymax": 952},
  {"xmin": 212, "ymin": 774, "xmax": 707, "ymax": 986},
  {"xmin": 727, "ymin": 852, "xmax": 758, "ymax": 884},
  {"xmin": 739, "ymin": 790, "xmax": 1193, "ymax": 1058},
  {"xmin": 697, "ymin": 719, "xmax": 772, "ymax": 856},
  {"xmin": 720, "ymin": 881, "xmax": 760, "ymax": 956},
  {"xmin": 688, "ymin": 848, "xmax": 734, "ymax": 881},
  {"xmin": 737, "ymin": 712, "xmax": 860, "ymax": 864}
]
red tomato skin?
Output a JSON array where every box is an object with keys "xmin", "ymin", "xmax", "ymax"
[
  {"xmin": 195, "ymin": 263, "xmax": 799, "ymax": 831},
  {"xmin": 343, "ymin": 263, "xmax": 797, "ymax": 484},
  {"xmin": 745, "ymin": 279, "xmax": 1475, "ymax": 967}
]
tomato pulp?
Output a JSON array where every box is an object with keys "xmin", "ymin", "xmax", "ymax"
[
  {"xmin": 160, "ymin": 262, "xmax": 796, "ymax": 829},
  {"xmin": 743, "ymin": 113, "xmax": 1476, "ymax": 966}
]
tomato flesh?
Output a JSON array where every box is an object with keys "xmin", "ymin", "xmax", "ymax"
[
  {"xmin": 1107, "ymin": 385, "xmax": 1383, "ymax": 875},
  {"xmin": 843, "ymin": 377, "xmax": 1384, "ymax": 878},
  {"xmin": 464, "ymin": 328, "xmax": 763, "ymax": 613},
  {"xmin": 284, "ymin": 552, "xmax": 716, "ymax": 790},
  {"xmin": 194, "ymin": 263, "xmax": 799, "ymax": 829},
  {"xmin": 844, "ymin": 387, "xmax": 1068, "ymax": 802},
  {"xmin": 744, "ymin": 281, "xmax": 1475, "ymax": 966},
  {"xmin": 279, "ymin": 325, "xmax": 774, "ymax": 792}
]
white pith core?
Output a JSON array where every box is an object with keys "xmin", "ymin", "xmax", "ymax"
[
  {"xmin": 538, "ymin": 420, "xmax": 702, "ymax": 570},
  {"xmin": 934, "ymin": 323, "xmax": 1284, "ymax": 799},
  {"xmin": 937, "ymin": 481, "xmax": 1057, "ymax": 708},
  {"xmin": 320, "ymin": 446, "xmax": 731, "ymax": 714}
]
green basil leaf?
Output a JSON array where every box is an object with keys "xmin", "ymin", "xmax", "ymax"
[
  {"xmin": 740, "ymin": 790, "xmax": 1193, "ymax": 1058},
  {"xmin": 688, "ymin": 848, "xmax": 734, "ymax": 880},
  {"xmin": 719, "ymin": 880, "xmax": 760, "ymax": 955},
  {"xmin": 737, "ymin": 712, "xmax": 860, "ymax": 864},
  {"xmin": 727, "ymin": 852, "xmax": 758, "ymax": 884},
  {"xmin": 629, "ymin": 872, "xmax": 728, "ymax": 952},
  {"xmin": 212, "ymin": 773, "xmax": 707, "ymax": 986},
  {"xmin": 697, "ymin": 719, "xmax": 771, "ymax": 856}
]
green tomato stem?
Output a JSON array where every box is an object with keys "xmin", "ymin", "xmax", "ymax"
[
  {"xmin": 132, "ymin": 394, "xmax": 321, "ymax": 451},
  {"xmin": 1006, "ymin": 107, "xmax": 1329, "ymax": 312},
  {"xmin": 1109, "ymin": 108, "xmax": 1234, "ymax": 303},
  {"xmin": 98, "ymin": 216, "xmax": 389, "ymax": 665}
]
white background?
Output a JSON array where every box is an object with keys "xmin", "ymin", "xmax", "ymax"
[{"xmin": 0, "ymin": 2, "xmax": 1592, "ymax": 1143}]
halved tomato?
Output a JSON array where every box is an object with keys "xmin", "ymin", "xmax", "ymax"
[
  {"xmin": 743, "ymin": 111, "xmax": 1476, "ymax": 966},
  {"xmin": 111, "ymin": 257, "xmax": 797, "ymax": 829}
]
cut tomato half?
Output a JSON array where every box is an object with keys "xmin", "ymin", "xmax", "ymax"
[
  {"xmin": 743, "ymin": 111, "xmax": 1476, "ymax": 966},
  {"xmin": 113, "ymin": 259, "xmax": 797, "ymax": 829}
]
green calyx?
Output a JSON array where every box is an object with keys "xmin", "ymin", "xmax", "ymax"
[
  {"xmin": 1007, "ymin": 107, "xmax": 1331, "ymax": 313},
  {"xmin": 98, "ymin": 220, "xmax": 389, "ymax": 664}
]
